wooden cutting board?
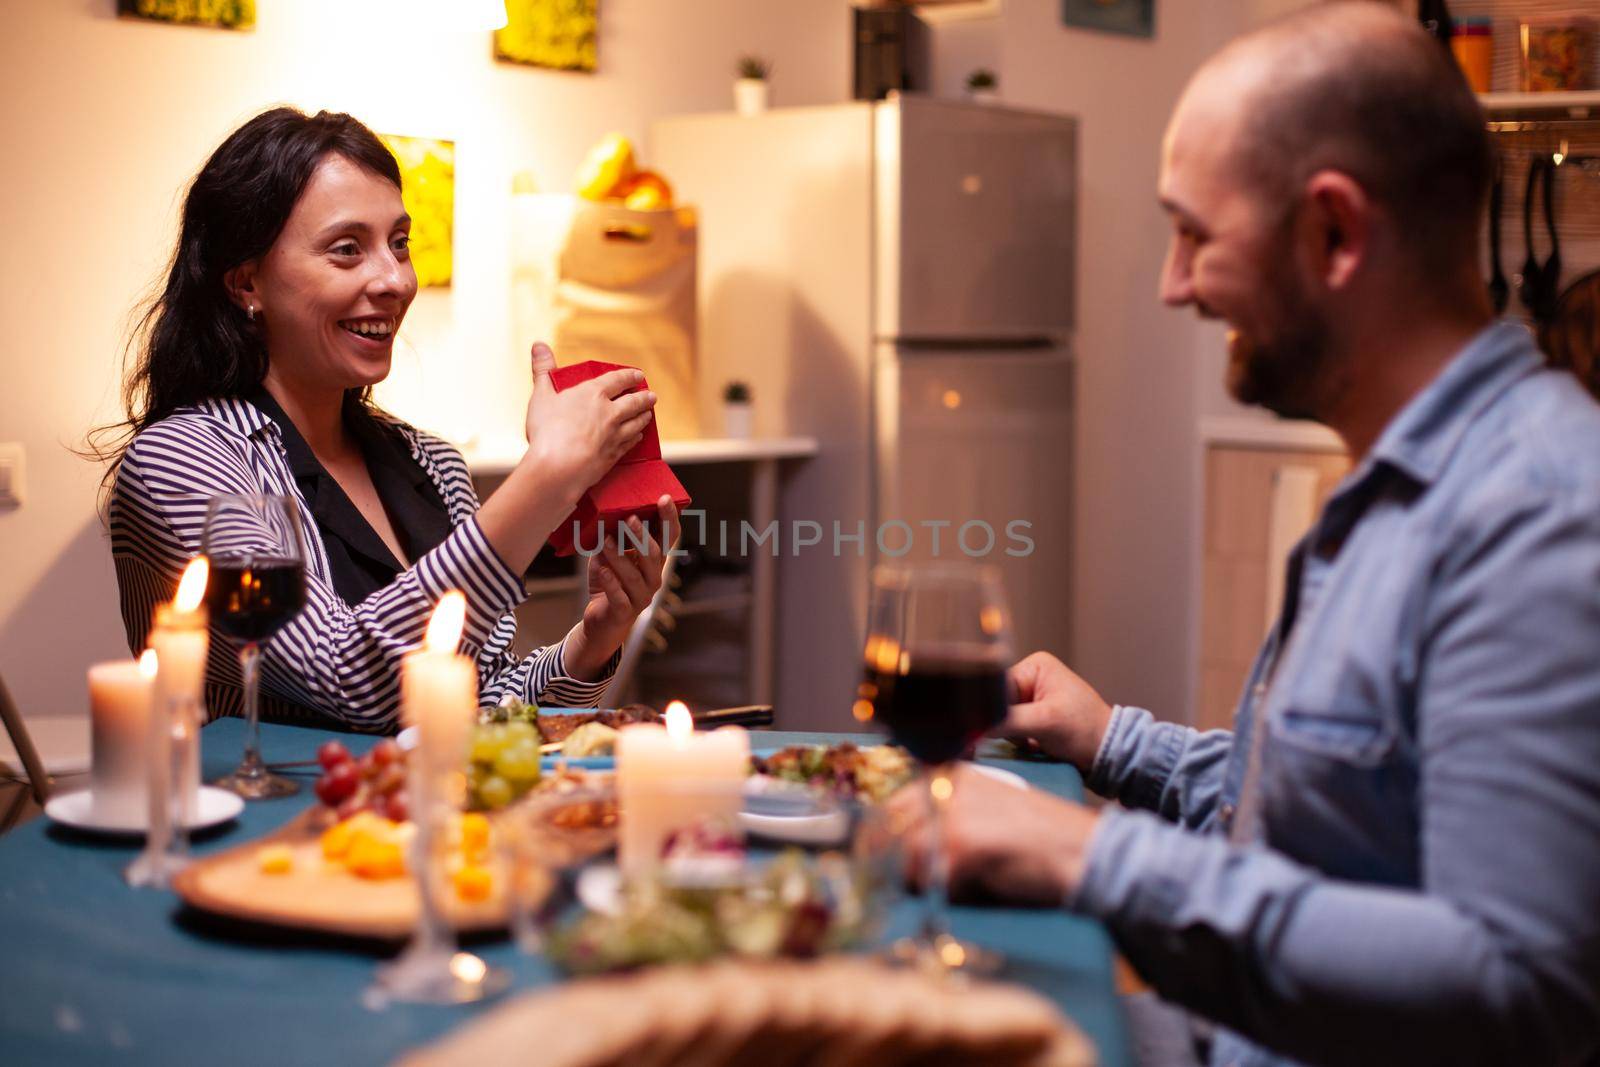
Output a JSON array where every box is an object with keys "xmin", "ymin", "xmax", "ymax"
[{"xmin": 172, "ymin": 808, "xmax": 514, "ymax": 941}]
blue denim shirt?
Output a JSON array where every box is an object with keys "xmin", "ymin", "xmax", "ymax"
[{"xmin": 1073, "ymin": 323, "xmax": 1600, "ymax": 1067}]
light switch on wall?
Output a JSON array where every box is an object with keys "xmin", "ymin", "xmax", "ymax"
[{"xmin": 0, "ymin": 442, "xmax": 24, "ymax": 508}]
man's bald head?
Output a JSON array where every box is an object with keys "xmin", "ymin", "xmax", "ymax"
[{"xmin": 1183, "ymin": 1, "xmax": 1491, "ymax": 274}]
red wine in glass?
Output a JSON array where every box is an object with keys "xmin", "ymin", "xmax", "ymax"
[
  {"xmin": 860, "ymin": 563, "xmax": 1014, "ymax": 973},
  {"xmin": 206, "ymin": 558, "xmax": 306, "ymax": 642},
  {"xmin": 862, "ymin": 647, "xmax": 1009, "ymax": 764},
  {"xmin": 202, "ymin": 493, "xmax": 307, "ymax": 800}
]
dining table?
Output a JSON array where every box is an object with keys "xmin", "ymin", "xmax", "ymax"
[{"xmin": 0, "ymin": 716, "xmax": 1133, "ymax": 1066}]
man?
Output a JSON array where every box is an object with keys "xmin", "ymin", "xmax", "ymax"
[{"xmin": 899, "ymin": 4, "xmax": 1600, "ymax": 1066}]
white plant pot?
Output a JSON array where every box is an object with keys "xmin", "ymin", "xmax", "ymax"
[
  {"xmin": 734, "ymin": 78, "xmax": 769, "ymax": 117},
  {"xmin": 967, "ymin": 88, "xmax": 999, "ymax": 105},
  {"xmin": 723, "ymin": 402, "xmax": 754, "ymax": 439}
]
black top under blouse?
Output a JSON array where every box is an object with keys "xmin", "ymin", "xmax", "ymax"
[{"xmin": 246, "ymin": 388, "xmax": 454, "ymax": 607}]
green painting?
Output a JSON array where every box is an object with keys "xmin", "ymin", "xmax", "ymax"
[
  {"xmin": 379, "ymin": 135, "xmax": 455, "ymax": 290},
  {"xmin": 495, "ymin": 0, "xmax": 598, "ymax": 73},
  {"xmin": 117, "ymin": 0, "xmax": 255, "ymax": 31}
]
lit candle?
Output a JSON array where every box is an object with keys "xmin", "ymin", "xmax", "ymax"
[
  {"xmin": 616, "ymin": 700, "xmax": 750, "ymax": 877},
  {"xmin": 148, "ymin": 557, "xmax": 209, "ymax": 815},
  {"xmin": 88, "ymin": 651, "xmax": 157, "ymax": 823},
  {"xmin": 402, "ymin": 591, "xmax": 477, "ymax": 783}
]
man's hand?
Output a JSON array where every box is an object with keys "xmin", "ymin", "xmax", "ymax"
[
  {"xmin": 886, "ymin": 764, "xmax": 1100, "ymax": 906},
  {"xmin": 999, "ymin": 651, "xmax": 1114, "ymax": 773},
  {"xmin": 562, "ymin": 496, "xmax": 679, "ymax": 681}
]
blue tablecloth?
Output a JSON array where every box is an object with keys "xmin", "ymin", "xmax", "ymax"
[{"xmin": 0, "ymin": 719, "xmax": 1130, "ymax": 1066}]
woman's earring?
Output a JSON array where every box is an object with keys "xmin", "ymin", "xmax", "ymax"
[{"xmin": 247, "ymin": 304, "xmax": 256, "ymax": 323}]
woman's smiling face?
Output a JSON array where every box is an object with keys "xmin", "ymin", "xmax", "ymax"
[{"xmin": 242, "ymin": 152, "xmax": 417, "ymax": 396}]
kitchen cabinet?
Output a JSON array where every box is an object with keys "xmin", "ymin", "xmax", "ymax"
[{"xmin": 1196, "ymin": 421, "xmax": 1348, "ymax": 733}]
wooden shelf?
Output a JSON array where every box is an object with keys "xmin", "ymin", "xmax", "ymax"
[{"xmin": 1480, "ymin": 90, "xmax": 1600, "ymax": 127}]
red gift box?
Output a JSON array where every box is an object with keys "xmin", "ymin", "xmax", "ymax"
[{"xmin": 545, "ymin": 360, "xmax": 691, "ymax": 556}]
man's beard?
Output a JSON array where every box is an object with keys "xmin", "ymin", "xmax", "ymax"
[{"xmin": 1224, "ymin": 267, "xmax": 1341, "ymax": 422}]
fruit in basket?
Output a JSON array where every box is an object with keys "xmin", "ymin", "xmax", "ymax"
[
  {"xmin": 618, "ymin": 170, "xmax": 673, "ymax": 211},
  {"xmin": 574, "ymin": 133, "xmax": 636, "ymax": 201}
]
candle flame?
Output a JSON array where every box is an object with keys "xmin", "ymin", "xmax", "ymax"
[
  {"xmin": 175, "ymin": 556, "xmax": 210, "ymax": 613},
  {"xmin": 138, "ymin": 649, "xmax": 159, "ymax": 679},
  {"xmin": 425, "ymin": 591, "xmax": 467, "ymax": 654},
  {"xmin": 665, "ymin": 700, "xmax": 692, "ymax": 742}
]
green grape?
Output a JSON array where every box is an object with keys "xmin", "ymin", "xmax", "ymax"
[
  {"xmin": 470, "ymin": 725, "xmax": 505, "ymax": 765},
  {"xmin": 503, "ymin": 720, "xmax": 539, "ymax": 748},
  {"xmin": 477, "ymin": 775, "xmax": 514, "ymax": 810},
  {"xmin": 494, "ymin": 743, "xmax": 543, "ymax": 784}
]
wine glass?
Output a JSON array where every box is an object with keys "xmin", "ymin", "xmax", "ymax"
[
  {"xmin": 202, "ymin": 493, "xmax": 307, "ymax": 799},
  {"xmin": 859, "ymin": 561, "xmax": 1014, "ymax": 973}
]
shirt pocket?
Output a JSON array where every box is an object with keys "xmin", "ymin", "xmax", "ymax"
[
  {"xmin": 1264, "ymin": 703, "xmax": 1415, "ymax": 883},
  {"xmin": 1271, "ymin": 704, "xmax": 1396, "ymax": 766}
]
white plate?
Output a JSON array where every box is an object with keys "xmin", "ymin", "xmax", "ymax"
[
  {"xmin": 971, "ymin": 763, "xmax": 1028, "ymax": 790},
  {"xmin": 737, "ymin": 762, "xmax": 1029, "ymax": 846},
  {"xmin": 44, "ymin": 786, "xmax": 245, "ymax": 837}
]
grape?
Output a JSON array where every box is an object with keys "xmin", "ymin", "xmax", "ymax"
[
  {"xmin": 470, "ymin": 727, "xmax": 505, "ymax": 764},
  {"xmin": 317, "ymin": 741, "xmax": 352, "ymax": 771},
  {"xmin": 477, "ymin": 775, "xmax": 513, "ymax": 810},
  {"xmin": 370, "ymin": 739, "xmax": 401, "ymax": 767},
  {"xmin": 315, "ymin": 761, "xmax": 359, "ymax": 805},
  {"xmin": 380, "ymin": 792, "xmax": 409, "ymax": 823},
  {"xmin": 503, "ymin": 721, "xmax": 538, "ymax": 748},
  {"xmin": 494, "ymin": 743, "xmax": 543, "ymax": 784}
]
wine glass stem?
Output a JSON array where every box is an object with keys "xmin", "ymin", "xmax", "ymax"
[
  {"xmin": 921, "ymin": 765, "xmax": 955, "ymax": 948},
  {"xmin": 238, "ymin": 642, "xmax": 263, "ymax": 777}
]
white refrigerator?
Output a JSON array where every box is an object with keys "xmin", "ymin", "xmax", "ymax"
[{"xmin": 651, "ymin": 95, "xmax": 1077, "ymax": 730}]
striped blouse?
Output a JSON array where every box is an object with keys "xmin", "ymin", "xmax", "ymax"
[{"xmin": 109, "ymin": 395, "xmax": 611, "ymax": 733}]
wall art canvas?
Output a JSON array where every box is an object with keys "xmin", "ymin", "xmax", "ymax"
[
  {"xmin": 495, "ymin": 0, "xmax": 599, "ymax": 73},
  {"xmin": 116, "ymin": 0, "xmax": 255, "ymax": 31},
  {"xmin": 379, "ymin": 134, "xmax": 455, "ymax": 289},
  {"xmin": 1061, "ymin": 0, "xmax": 1154, "ymax": 38}
]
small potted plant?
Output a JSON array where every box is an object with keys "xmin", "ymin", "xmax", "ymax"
[
  {"xmin": 723, "ymin": 381, "xmax": 753, "ymax": 438},
  {"xmin": 965, "ymin": 68, "xmax": 998, "ymax": 104},
  {"xmin": 735, "ymin": 55, "xmax": 771, "ymax": 117}
]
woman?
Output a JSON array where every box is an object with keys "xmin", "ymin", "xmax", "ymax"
[{"xmin": 103, "ymin": 107, "xmax": 675, "ymax": 732}]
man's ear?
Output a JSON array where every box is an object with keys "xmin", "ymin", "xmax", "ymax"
[
  {"xmin": 1299, "ymin": 170, "xmax": 1370, "ymax": 293},
  {"xmin": 223, "ymin": 261, "xmax": 260, "ymax": 312}
]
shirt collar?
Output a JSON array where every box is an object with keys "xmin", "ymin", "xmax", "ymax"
[{"xmin": 1362, "ymin": 321, "xmax": 1542, "ymax": 488}]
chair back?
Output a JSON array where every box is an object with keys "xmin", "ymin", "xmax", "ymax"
[{"xmin": 0, "ymin": 673, "xmax": 50, "ymax": 804}]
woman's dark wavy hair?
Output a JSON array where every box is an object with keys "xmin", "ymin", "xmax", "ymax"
[{"xmin": 90, "ymin": 107, "xmax": 401, "ymax": 492}]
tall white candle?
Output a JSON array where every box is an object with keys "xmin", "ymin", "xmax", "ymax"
[
  {"xmin": 88, "ymin": 654, "xmax": 157, "ymax": 822},
  {"xmin": 617, "ymin": 701, "xmax": 749, "ymax": 877},
  {"xmin": 148, "ymin": 558, "xmax": 210, "ymax": 817},
  {"xmin": 402, "ymin": 592, "xmax": 477, "ymax": 783}
]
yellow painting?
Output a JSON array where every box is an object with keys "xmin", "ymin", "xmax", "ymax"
[
  {"xmin": 379, "ymin": 134, "xmax": 454, "ymax": 290},
  {"xmin": 495, "ymin": 0, "xmax": 599, "ymax": 73},
  {"xmin": 117, "ymin": 0, "xmax": 255, "ymax": 30}
]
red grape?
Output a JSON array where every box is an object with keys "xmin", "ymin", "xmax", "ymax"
[
  {"xmin": 380, "ymin": 792, "xmax": 409, "ymax": 823},
  {"xmin": 315, "ymin": 760, "xmax": 359, "ymax": 806},
  {"xmin": 316, "ymin": 740, "xmax": 352, "ymax": 772},
  {"xmin": 371, "ymin": 739, "xmax": 401, "ymax": 767},
  {"xmin": 335, "ymin": 795, "xmax": 365, "ymax": 821}
]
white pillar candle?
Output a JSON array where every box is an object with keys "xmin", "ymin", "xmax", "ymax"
[
  {"xmin": 617, "ymin": 701, "xmax": 750, "ymax": 877},
  {"xmin": 88, "ymin": 655, "xmax": 157, "ymax": 822},
  {"xmin": 402, "ymin": 592, "xmax": 477, "ymax": 784}
]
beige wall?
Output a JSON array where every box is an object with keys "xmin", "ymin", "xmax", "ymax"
[
  {"xmin": 0, "ymin": 0, "xmax": 853, "ymax": 720},
  {"xmin": 996, "ymin": 0, "xmax": 1257, "ymax": 722}
]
